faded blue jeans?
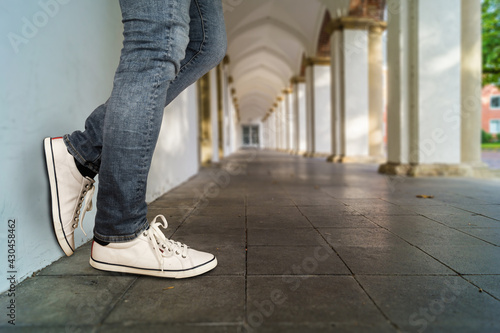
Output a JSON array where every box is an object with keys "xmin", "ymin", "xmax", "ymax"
[{"xmin": 64, "ymin": 0, "xmax": 226, "ymax": 242}]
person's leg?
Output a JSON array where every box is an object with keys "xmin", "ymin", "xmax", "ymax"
[
  {"xmin": 45, "ymin": 0, "xmax": 226, "ymax": 277},
  {"xmin": 90, "ymin": 0, "xmax": 195, "ymax": 242},
  {"xmin": 45, "ymin": 0, "xmax": 192, "ymax": 253},
  {"xmin": 164, "ymin": 0, "xmax": 227, "ymax": 105},
  {"xmin": 64, "ymin": 0, "xmax": 227, "ymax": 176}
]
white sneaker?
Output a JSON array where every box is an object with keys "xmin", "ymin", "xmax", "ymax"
[
  {"xmin": 44, "ymin": 137, "xmax": 96, "ymax": 256},
  {"xmin": 89, "ymin": 215, "xmax": 217, "ymax": 278}
]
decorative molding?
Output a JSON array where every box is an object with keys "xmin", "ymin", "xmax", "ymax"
[
  {"xmin": 327, "ymin": 17, "xmax": 387, "ymax": 34},
  {"xmin": 277, "ymin": 96, "xmax": 284, "ymax": 102},
  {"xmin": 228, "ymin": 76, "xmax": 234, "ymax": 84},
  {"xmin": 306, "ymin": 57, "xmax": 331, "ymax": 66},
  {"xmin": 223, "ymin": 55, "xmax": 230, "ymax": 65},
  {"xmin": 282, "ymin": 88, "xmax": 293, "ymax": 94},
  {"xmin": 290, "ymin": 76, "xmax": 306, "ymax": 84}
]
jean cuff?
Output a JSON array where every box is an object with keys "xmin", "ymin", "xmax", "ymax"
[
  {"xmin": 63, "ymin": 134, "xmax": 100, "ymax": 174},
  {"xmin": 93, "ymin": 219, "xmax": 150, "ymax": 243}
]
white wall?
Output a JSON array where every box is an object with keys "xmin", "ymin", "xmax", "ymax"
[
  {"xmin": 146, "ymin": 85, "xmax": 199, "ymax": 202},
  {"xmin": 0, "ymin": 0, "xmax": 201, "ymax": 293},
  {"xmin": 0, "ymin": 0, "xmax": 122, "ymax": 293}
]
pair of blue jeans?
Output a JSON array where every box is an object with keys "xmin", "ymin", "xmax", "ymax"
[{"xmin": 64, "ymin": 0, "xmax": 227, "ymax": 242}]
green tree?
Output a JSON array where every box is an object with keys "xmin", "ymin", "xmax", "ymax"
[{"xmin": 483, "ymin": 0, "xmax": 500, "ymax": 86}]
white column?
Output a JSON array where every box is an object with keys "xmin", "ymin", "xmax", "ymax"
[
  {"xmin": 270, "ymin": 110, "xmax": 277, "ymax": 150},
  {"xmin": 329, "ymin": 27, "xmax": 344, "ymax": 162},
  {"xmin": 330, "ymin": 17, "xmax": 383, "ymax": 163},
  {"xmin": 293, "ymin": 78, "xmax": 307, "ymax": 154},
  {"xmin": 274, "ymin": 103, "xmax": 281, "ymax": 150},
  {"xmin": 368, "ymin": 23, "xmax": 386, "ymax": 160},
  {"xmin": 306, "ymin": 58, "xmax": 332, "ymax": 156},
  {"xmin": 222, "ymin": 64, "xmax": 231, "ymax": 157},
  {"xmin": 280, "ymin": 97, "xmax": 287, "ymax": 151},
  {"xmin": 209, "ymin": 68, "xmax": 219, "ymax": 163},
  {"xmin": 343, "ymin": 20, "xmax": 370, "ymax": 160},
  {"xmin": 260, "ymin": 116, "xmax": 269, "ymax": 149},
  {"xmin": 286, "ymin": 89, "xmax": 295, "ymax": 152},
  {"xmin": 229, "ymin": 95, "xmax": 237, "ymax": 153},
  {"xmin": 461, "ymin": 0, "xmax": 484, "ymax": 168},
  {"xmin": 305, "ymin": 65, "xmax": 315, "ymax": 156},
  {"xmin": 381, "ymin": 0, "xmax": 469, "ymax": 176}
]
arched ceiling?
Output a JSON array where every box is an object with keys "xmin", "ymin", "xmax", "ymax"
[{"xmin": 224, "ymin": 0, "xmax": 352, "ymax": 123}]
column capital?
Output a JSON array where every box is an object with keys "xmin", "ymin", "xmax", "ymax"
[
  {"xmin": 290, "ymin": 76, "xmax": 306, "ymax": 84},
  {"xmin": 228, "ymin": 76, "xmax": 234, "ymax": 84},
  {"xmin": 273, "ymin": 102, "xmax": 278, "ymax": 108},
  {"xmin": 282, "ymin": 88, "xmax": 293, "ymax": 94},
  {"xmin": 230, "ymin": 88, "xmax": 236, "ymax": 96},
  {"xmin": 369, "ymin": 21, "xmax": 387, "ymax": 34},
  {"xmin": 223, "ymin": 55, "xmax": 230, "ymax": 65},
  {"xmin": 277, "ymin": 96, "xmax": 284, "ymax": 102},
  {"xmin": 306, "ymin": 57, "xmax": 331, "ymax": 66}
]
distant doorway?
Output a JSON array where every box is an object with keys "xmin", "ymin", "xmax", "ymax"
[{"xmin": 242, "ymin": 125, "xmax": 260, "ymax": 148}]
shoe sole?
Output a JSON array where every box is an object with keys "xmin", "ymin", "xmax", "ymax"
[
  {"xmin": 89, "ymin": 255, "xmax": 218, "ymax": 279},
  {"xmin": 44, "ymin": 137, "xmax": 74, "ymax": 256}
]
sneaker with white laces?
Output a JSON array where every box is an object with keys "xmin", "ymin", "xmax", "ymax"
[
  {"xmin": 89, "ymin": 215, "xmax": 217, "ymax": 278},
  {"xmin": 44, "ymin": 137, "xmax": 96, "ymax": 256}
]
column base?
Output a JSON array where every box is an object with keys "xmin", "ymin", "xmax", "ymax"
[
  {"xmin": 326, "ymin": 154, "xmax": 343, "ymax": 163},
  {"xmin": 377, "ymin": 162, "xmax": 494, "ymax": 177},
  {"xmin": 327, "ymin": 155, "xmax": 386, "ymax": 164},
  {"xmin": 312, "ymin": 152, "xmax": 330, "ymax": 158}
]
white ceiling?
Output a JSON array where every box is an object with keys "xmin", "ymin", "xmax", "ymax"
[{"xmin": 223, "ymin": 0, "xmax": 351, "ymax": 123}]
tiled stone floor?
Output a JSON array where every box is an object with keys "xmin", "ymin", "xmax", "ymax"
[{"xmin": 2, "ymin": 150, "xmax": 500, "ymax": 332}]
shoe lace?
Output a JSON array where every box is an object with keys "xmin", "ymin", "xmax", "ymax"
[
  {"xmin": 77, "ymin": 180, "xmax": 96, "ymax": 236},
  {"xmin": 144, "ymin": 215, "xmax": 189, "ymax": 271}
]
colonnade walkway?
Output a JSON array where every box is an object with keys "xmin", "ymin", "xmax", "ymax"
[{"xmin": 2, "ymin": 150, "xmax": 500, "ymax": 332}]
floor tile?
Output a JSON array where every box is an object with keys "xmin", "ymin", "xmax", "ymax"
[
  {"xmin": 248, "ymin": 228, "xmax": 327, "ymax": 246},
  {"xmin": 298, "ymin": 205, "xmax": 360, "ymax": 217},
  {"xmin": 335, "ymin": 245, "xmax": 454, "ymax": 275},
  {"xmin": 420, "ymin": 245, "xmax": 500, "ymax": 274},
  {"xmin": 104, "ymin": 276, "xmax": 244, "ymax": 325},
  {"xmin": 357, "ymin": 275, "xmax": 500, "ymax": 332},
  {"xmin": 306, "ymin": 215, "xmax": 378, "ymax": 228},
  {"xmin": 247, "ymin": 246, "xmax": 350, "ymax": 275},
  {"xmin": 320, "ymin": 227, "xmax": 406, "ymax": 247},
  {"xmin": 0, "ymin": 275, "xmax": 134, "ymax": 326},
  {"xmin": 246, "ymin": 276, "xmax": 388, "ymax": 325},
  {"xmin": 247, "ymin": 214, "xmax": 311, "ymax": 229},
  {"xmin": 463, "ymin": 275, "xmax": 500, "ymax": 299}
]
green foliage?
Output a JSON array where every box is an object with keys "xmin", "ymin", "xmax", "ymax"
[
  {"xmin": 482, "ymin": 129, "xmax": 493, "ymax": 143},
  {"xmin": 483, "ymin": 0, "xmax": 500, "ymax": 86}
]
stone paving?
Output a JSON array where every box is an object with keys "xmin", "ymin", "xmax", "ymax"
[{"xmin": 1, "ymin": 150, "xmax": 500, "ymax": 332}]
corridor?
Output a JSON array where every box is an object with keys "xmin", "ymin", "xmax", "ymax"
[{"xmin": 2, "ymin": 150, "xmax": 499, "ymax": 332}]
